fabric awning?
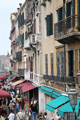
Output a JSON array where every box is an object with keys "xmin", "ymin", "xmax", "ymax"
[
  {"xmin": 22, "ymin": 84, "xmax": 35, "ymax": 93},
  {"xmin": 16, "ymin": 82, "xmax": 31, "ymax": 89},
  {"xmin": 11, "ymin": 79, "xmax": 25, "ymax": 87},
  {"xmin": 46, "ymin": 96, "xmax": 69, "ymax": 113},
  {"xmin": 5, "ymin": 76, "xmax": 16, "ymax": 84},
  {"xmin": 58, "ymin": 98, "xmax": 80, "ymax": 118},
  {"xmin": 0, "ymin": 82, "xmax": 3, "ymax": 86},
  {"xmin": 40, "ymin": 86, "xmax": 61, "ymax": 98},
  {"xmin": 0, "ymin": 89, "xmax": 10, "ymax": 98}
]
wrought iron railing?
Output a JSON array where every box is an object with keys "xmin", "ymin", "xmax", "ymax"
[
  {"xmin": 54, "ymin": 14, "xmax": 80, "ymax": 39},
  {"xmin": 43, "ymin": 75, "xmax": 77, "ymax": 85}
]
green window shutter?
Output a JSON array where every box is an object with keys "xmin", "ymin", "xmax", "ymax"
[
  {"xmin": 51, "ymin": 53, "xmax": 54, "ymax": 75},
  {"xmin": 25, "ymin": 31, "xmax": 27, "ymax": 40},
  {"xmin": 77, "ymin": 0, "xmax": 80, "ymax": 26},
  {"xmin": 66, "ymin": 2, "xmax": 71, "ymax": 17},
  {"xmin": 57, "ymin": 7, "xmax": 62, "ymax": 21},
  {"xmin": 50, "ymin": 13, "xmax": 53, "ymax": 35},
  {"xmin": 72, "ymin": 0, "xmax": 75, "ymax": 15},
  {"xmin": 56, "ymin": 52, "xmax": 60, "ymax": 76},
  {"xmin": 45, "ymin": 54, "xmax": 48, "ymax": 75},
  {"xmin": 46, "ymin": 15, "xmax": 50, "ymax": 36},
  {"xmin": 62, "ymin": 4, "xmax": 64, "ymax": 19}
]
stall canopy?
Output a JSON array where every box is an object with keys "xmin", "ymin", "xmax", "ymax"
[
  {"xmin": 0, "ymin": 82, "xmax": 3, "ymax": 86},
  {"xmin": 21, "ymin": 84, "xmax": 35, "ymax": 93},
  {"xmin": 11, "ymin": 79, "xmax": 25, "ymax": 87},
  {"xmin": 5, "ymin": 76, "xmax": 17, "ymax": 84},
  {"xmin": 0, "ymin": 89, "xmax": 10, "ymax": 98},
  {"xmin": 46, "ymin": 96, "xmax": 69, "ymax": 113},
  {"xmin": 57, "ymin": 98, "xmax": 80, "ymax": 118},
  {"xmin": 40, "ymin": 86, "xmax": 61, "ymax": 98},
  {"xmin": 16, "ymin": 82, "xmax": 31, "ymax": 89}
]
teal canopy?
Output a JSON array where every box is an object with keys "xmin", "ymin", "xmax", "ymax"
[
  {"xmin": 40, "ymin": 86, "xmax": 61, "ymax": 98},
  {"xmin": 77, "ymin": 115, "xmax": 80, "ymax": 120},
  {"xmin": 46, "ymin": 96, "xmax": 69, "ymax": 113},
  {"xmin": 40, "ymin": 86, "xmax": 53, "ymax": 96},
  {"xmin": 58, "ymin": 98, "xmax": 80, "ymax": 118}
]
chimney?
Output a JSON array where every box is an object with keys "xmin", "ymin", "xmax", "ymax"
[{"xmin": 19, "ymin": 3, "xmax": 22, "ymax": 8}]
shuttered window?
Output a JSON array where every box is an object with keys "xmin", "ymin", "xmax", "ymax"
[
  {"xmin": 25, "ymin": 31, "xmax": 27, "ymax": 40},
  {"xmin": 72, "ymin": 0, "xmax": 75, "ymax": 15},
  {"xmin": 77, "ymin": 0, "xmax": 80, "ymax": 26},
  {"xmin": 16, "ymin": 51, "xmax": 22, "ymax": 62},
  {"xmin": 57, "ymin": 7, "xmax": 62, "ymax": 21},
  {"xmin": 56, "ymin": 51, "xmax": 64, "ymax": 77},
  {"xmin": 45, "ymin": 54, "xmax": 48, "ymax": 75},
  {"xmin": 51, "ymin": 53, "xmax": 54, "ymax": 75},
  {"xmin": 66, "ymin": 2, "xmax": 71, "ymax": 17},
  {"xmin": 46, "ymin": 13, "xmax": 53, "ymax": 36}
]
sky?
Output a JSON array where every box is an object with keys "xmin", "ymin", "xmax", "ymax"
[{"xmin": 0, "ymin": 0, "xmax": 25, "ymax": 55}]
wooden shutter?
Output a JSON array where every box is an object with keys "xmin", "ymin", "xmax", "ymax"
[
  {"xmin": 66, "ymin": 2, "xmax": 71, "ymax": 17},
  {"xmin": 51, "ymin": 53, "xmax": 54, "ymax": 75},
  {"xmin": 77, "ymin": 0, "xmax": 80, "ymax": 26},
  {"xmin": 72, "ymin": 0, "xmax": 75, "ymax": 15},
  {"xmin": 45, "ymin": 54, "xmax": 48, "ymax": 75},
  {"xmin": 61, "ymin": 51, "xmax": 64, "ymax": 77},
  {"xmin": 25, "ymin": 31, "xmax": 27, "ymax": 40},
  {"xmin": 58, "ymin": 7, "xmax": 62, "ymax": 21},
  {"xmin": 46, "ymin": 15, "xmax": 50, "ymax": 36},
  {"xmin": 56, "ymin": 52, "xmax": 60, "ymax": 76},
  {"xmin": 62, "ymin": 4, "xmax": 64, "ymax": 19},
  {"xmin": 50, "ymin": 13, "xmax": 53, "ymax": 35}
]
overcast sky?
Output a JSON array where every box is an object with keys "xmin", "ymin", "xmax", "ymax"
[{"xmin": 0, "ymin": 0, "xmax": 25, "ymax": 55}]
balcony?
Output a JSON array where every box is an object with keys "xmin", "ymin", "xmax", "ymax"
[
  {"xmin": 33, "ymin": 73, "xmax": 43, "ymax": 86},
  {"xmin": 54, "ymin": 14, "xmax": 80, "ymax": 44},
  {"xmin": 43, "ymin": 75, "xmax": 77, "ymax": 86},
  {"xmin": 24, "ymin": 39, "xmax": 31, "ymax": 50}
]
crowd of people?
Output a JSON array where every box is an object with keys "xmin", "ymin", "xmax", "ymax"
[{"xmin": 0, "ymin": 86, "xmax": 62, "ymax": 120}]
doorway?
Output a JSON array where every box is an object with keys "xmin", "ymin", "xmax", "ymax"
[{"xmin": 68, "ymin": 50, "xmax": 74, "ymax": 76}]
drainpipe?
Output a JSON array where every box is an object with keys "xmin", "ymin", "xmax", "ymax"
[{"xmin": 63, "ymin": 0, "xmax": 66, "ymax": 91}]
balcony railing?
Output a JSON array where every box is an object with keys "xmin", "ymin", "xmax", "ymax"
[
  {"xmin": 43, "ymin": 75, "xmax": 77, "ymax": 85},
  {"xmin": 54, "ymin": 14, "xmax": 80, "ymax": 40},
  {"xmin": 24, "ymin": 70, "xmax": 33, "ymax": 81}
]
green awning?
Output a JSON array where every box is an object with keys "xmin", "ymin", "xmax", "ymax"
[
  {"xmin": 40, "ymin": 86, "xmax": 53, "ymax": 96},
  {"xmin": 40, "ymin": 86, "xmax": 61, "ymax": 98},
  {"xmin": 77, "ymin": 115, "xmax": 80, "ymax": 120},
  {"xmin": 46, "ymin": 96, "xmax": 69, "ymax": 113},
  {"xmin": 58, "ymin": 98, "xmax": 80, "ymax": 118},
  {"xmin": 52, "ymin": 91, "xmax": 61, "ymax": 98}
]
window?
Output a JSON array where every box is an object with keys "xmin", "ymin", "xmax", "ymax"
[
  {"xmin": 56, "ymin": 51, "xmax": 64, "ymax": 77},
  {"xmin": 46, "ymin": 13, "xmax": 53, "ymax": 36},
  {"xmin": 50, "ymin": 53, "xmax": 54, "ymax": 75},
  {"xmin": 45, "ymin": 54, "xmax": 48, "ymax": 74},
  {"xmin": 77, "ymin": 0, "xmax": 80, "ymax": 26},
  {"xmin": 25, "ymin": 31, "xmax": 27, "ymax": 40},
  {"xmin": 57, "ymin": 7, "xmax": 62, "ymax": 21}
]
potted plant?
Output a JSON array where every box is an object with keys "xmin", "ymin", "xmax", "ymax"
[
  {"xmin": 76, "ymin": 26, "xmax": 80, "ymax": 31},
  {"xmin": 40, "ymin": 2, "xmax": 46, "ymax": 6}
]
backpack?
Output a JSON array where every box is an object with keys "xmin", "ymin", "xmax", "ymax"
[{"xmin": 16, "ymin": 103, "xmax": 19, "ymax": 110}]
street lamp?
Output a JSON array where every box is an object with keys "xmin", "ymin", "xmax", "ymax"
[{"xmin": 68, "ymin": 89, "xmax": 78, "ymax": 112}]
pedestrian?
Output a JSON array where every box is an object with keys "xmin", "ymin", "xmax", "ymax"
[
  {"xmin": 21, "ymin": 97, "xmax": 24, "ymax": 110},
  {"xmin": 24, "ymin": 101, "xmax": 29, "ymax": 114},
  {"xmin": 56, "ymin": 112, "xmax": 61, "ymax": 120},
  {"xmin": 9, "ymin": 100, "xmax": 14, "ymax": 113},
  {"xmin": 16, "ymin": 109, "xmax": 25, "ymax": 120},
  {"xmin": 44, "ymin": 112, "xmax": 48, "ymax": 120},
  {"xmin": 8, "ymin": 109, "xmax": 15, "ymax": 120},
  {"xmin": 25, "ymin": 111, "xmax": 31, "ymax": 120},
  {"xmin": 32, "ymin": 101, "xmax": 37, "ymax": 120},
  {"xmin": 14, "ymin": 100, "xmax": 21, "ymax": 113},
  {"xmin": 17, "ymin": 95, "xmax": 21, "ymax": 104},
  {"xmin": 12, "ymin": 96, "xmax": 16, "ymax": 104}
]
